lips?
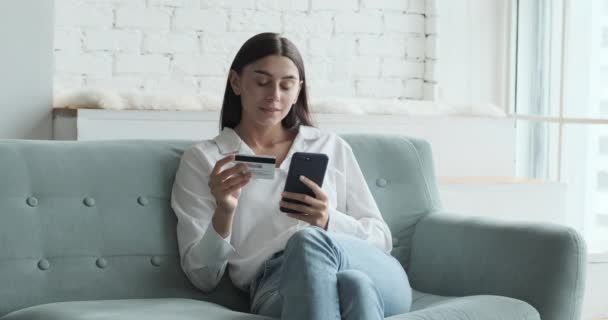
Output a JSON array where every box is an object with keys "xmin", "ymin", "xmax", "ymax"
[{"xmin": 260, "ymin": 107, "xmax": 281, "ymax": 112}]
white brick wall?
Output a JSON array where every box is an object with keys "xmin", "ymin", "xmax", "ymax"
[{"xmin": 54, "ymin": 0, "xmax": 438, "ymax": 100}]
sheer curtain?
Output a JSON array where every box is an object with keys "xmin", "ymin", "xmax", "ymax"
[{"xmin": 513, "ymin": 0, "xmax": 608, "ymax": 255}]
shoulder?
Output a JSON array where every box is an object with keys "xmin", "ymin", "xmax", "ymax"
[
  {"xmin": 300, "ymin": 125, "xmax": 350, "ymax": 149},
  {"xmin": 182, "ymin": 139, "xmax": 214, "ymax": 159},
  {"xmin": 299, "ymin": 126, "xmax": 353, "ymax": 167},
  {"xmin": 179, "ymin": 139, "xmax": 217, "ymax": 171}
]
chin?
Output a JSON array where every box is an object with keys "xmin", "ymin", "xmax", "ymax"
[{"xmin": 254, "ymin": 117, "xmax": 283, "ymax": 128}]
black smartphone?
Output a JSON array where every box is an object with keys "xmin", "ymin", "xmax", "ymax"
[{"xmin": 280, "ymin": 152, "xmax": 329, "ymax": 214}]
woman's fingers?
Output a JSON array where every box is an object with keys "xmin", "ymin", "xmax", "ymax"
[
  {"xmin": 281, "ymin": 177, "xmax": 330, "ymax": 229},
  {"xmin": 216, "ymin": 163, "xmax": 248, "ymax": 181},
  {"xmin": 220, "ymin": 172, "xmax": 252, "ymax": 192},
  {"xmin": 223, "ymin": 177, "xmax": 252, "ymax": 195},
  {"xmin": 298, "ymin": 176, "xmax": 328, "ymax": 201},
  {"xmin": 211, "ymin": 154, "xmax": 235, "ymax": 176},
  {"xmin": 280, "ymin": 200, "xmax": 315, "ymax": 215},
  {"xmin": 281, "ymin": 191, "xmax": 325, "ymax": 209},
  {"xmin": 210, "ymin": 154, "xmax": 247, "ymax": 183},
  {"xmin": 209, "ymin": 163, "xmax": 248, "ymax": 190}
]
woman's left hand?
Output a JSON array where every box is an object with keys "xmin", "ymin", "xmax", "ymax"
[{"xmin": 280, "ymin": 175, "xmax": 329, "ymax": 230}]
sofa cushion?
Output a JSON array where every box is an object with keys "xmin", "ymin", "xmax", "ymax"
[
  {"xmin": 0, "ymin": 299, "xmax": 272, "ymax": 320},
  {"xmin": 386, "ymin": 290, "xmax": 540, "ymax": 319},
  {"xmin": 1, "ymin": 293, "xmax": 540, "ymax": 320}
]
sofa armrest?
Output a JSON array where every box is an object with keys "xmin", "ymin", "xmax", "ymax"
[{"xmin": 408, "ymin": 213, "xmax": 586, "ymax": 320}]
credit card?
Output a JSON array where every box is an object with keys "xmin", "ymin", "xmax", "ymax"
[{"xmin": 234, "ymin": 154, "xmax": 276, "ymax": 180}]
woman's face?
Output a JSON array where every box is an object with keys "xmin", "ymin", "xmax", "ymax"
[{"xmin": 230, "ymin": 55, "xmax": 303, "ymax": 128}]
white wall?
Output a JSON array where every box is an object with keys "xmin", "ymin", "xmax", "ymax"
[
  {"xmin": 0, "ymin": 1, "xmax": 54, "ymax": 139},
  {"xmin": 436, "ymin": 0, "xmax": 511, "ymax": 110},
  {"xmin": 53, "ymin": 0, "xmax": 437, "ymax": 100}
]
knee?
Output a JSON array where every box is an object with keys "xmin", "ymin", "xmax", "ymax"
[
  {"xmin": 337, "ymin": 270, "xmax": 376, "ymax": 295},
  {"xmin": 337, "ymin": 270, "xmax": 383, "ymax": 310},
  {"xmin": 285, "ymin": 227, "xmax": 331, "ymax": 252}
]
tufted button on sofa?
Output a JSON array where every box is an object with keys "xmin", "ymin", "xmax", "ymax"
[
  {"xmin": 83, "ymin": 197, "xmax": 95, "ymax": 207},
  {"xmin": 376, "ymin": 178, "xmax": 389, "ymax": 188},
  {"xmin": 37, "ymin": 259, "xmax": 50, "ymax": 271},
  {"xmin": 0, "ymin": 137, "xmax": 585, "ymax": 320},
  {"xmin": 137, "ymin": 196, "xmax": 149, "ymax": 206},
  {"xmin": 26, "ymin": 196, "xmax": 38, "ymax": 207},
  {"xmin": 150, "ymin": 256, "xmax": 162, "ymax": 267},
  {"xmin": 95, "ymin": 258, "xmax": 107, "ymax": 269}
]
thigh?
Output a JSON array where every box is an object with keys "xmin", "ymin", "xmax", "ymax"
[{"xmin": 331, "ymin": 233, "xmax": 412, "ymax": 316}]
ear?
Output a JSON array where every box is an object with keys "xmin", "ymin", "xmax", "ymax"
[{"xmin": 229, "ymin": 70, "xmax": 241, "ymax": 95}]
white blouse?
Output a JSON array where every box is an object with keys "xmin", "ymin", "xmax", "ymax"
[{"xmin": 171, "ymin": 125, "xmax": 392, "ymax": 292}]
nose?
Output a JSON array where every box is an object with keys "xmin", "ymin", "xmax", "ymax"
[{"xmin": 266, "ymin": 83, "xmax": 281, "ymax": 101}]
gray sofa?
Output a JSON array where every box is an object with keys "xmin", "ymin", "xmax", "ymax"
[{"xmin": 0, "ymin": 135, "xmax": 586, "ymax": 319}]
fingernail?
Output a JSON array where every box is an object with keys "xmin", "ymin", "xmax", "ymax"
[{"xmin": 299, "ymin": 175, "xmax": 304, "ymax": 181}]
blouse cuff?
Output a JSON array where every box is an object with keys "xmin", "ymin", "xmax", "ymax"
[
  {"xmin": 192, "ymin": 223, "xmax": 236, "ymax": 263},
  {"xmin": 326, "ymin": 207, "xmax": 360, "ymax": 235}
]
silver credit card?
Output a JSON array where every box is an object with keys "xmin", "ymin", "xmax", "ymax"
[{"xmin": 234, "ymin": 154, "xmax": 276, "ymax": 180}]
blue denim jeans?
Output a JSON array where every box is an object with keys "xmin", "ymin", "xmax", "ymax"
[{"xmin": 249, "ymin": 227, "xmax": 412, "ymax": 319}]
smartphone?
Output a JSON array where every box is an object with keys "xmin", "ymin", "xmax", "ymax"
[{"xmin": 280, "ymin": 152, "xmax": 329, "ymax": 214}]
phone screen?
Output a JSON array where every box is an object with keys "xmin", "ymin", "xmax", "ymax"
[{"xmin": 280, "ymin": 152, "xmax": 329, "ymax": 214}]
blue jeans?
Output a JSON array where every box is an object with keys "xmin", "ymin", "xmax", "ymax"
[{"xmin": 249, "ymin": 227, "xmax": 412, "ymax": 319}]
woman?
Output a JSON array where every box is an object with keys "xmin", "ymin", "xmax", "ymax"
[{"xmin": 171, "ymin": 32, "xmax": 412, "ymax": 319}]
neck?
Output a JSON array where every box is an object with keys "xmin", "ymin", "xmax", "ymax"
[{"xmin": 234, "ymin": 121, "xmax": 292, "ymax": 149}]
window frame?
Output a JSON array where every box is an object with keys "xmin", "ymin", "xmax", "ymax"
[{"xmin": 510, "ymin": 0, "xmax": 608, "ymax": 257}]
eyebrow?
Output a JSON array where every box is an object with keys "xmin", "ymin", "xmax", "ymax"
[{"xmin": 253, "ymin": 70, "xmax": 298, "ymax": 80}]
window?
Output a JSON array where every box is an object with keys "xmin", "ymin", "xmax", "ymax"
[{"xmin": 513, "ymin": 0, "xmax": 608, "ymax": 254}]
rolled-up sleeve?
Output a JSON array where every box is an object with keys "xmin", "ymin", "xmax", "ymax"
[
  {"xmin": 171, "ymin": 147, "xmax": 236, "ymax": 292},
  {"xmin": 326, "ymin": 143, "xmax": 393, "ymax": 253}
]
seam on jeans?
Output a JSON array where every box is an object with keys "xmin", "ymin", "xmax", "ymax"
[
  {"xmin": 251, "ymin": 256, "xmax": 284, "ymax": 314},
  {"xmin": 314, "ymin": 231, "xmax": 343, "ymax": 319},
  {"xmin": 250, "ymin": 261, "xmax": 271, "ymax": 312},
  {"xmin": 251, "ymin": 289, "xmax": 278, "ymax": 314},
  {"xmin": 334, "ymin": 281, "xmax": 341, "ymax": 320},
  {"xmin": 329, "ymin": 232, "xmax": 347, "ymax": 271}
]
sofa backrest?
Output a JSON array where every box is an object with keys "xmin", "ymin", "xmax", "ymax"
[
  {"xmin": 0, "ymin": 135, "xmax": 440, "ymax": 316},
  {"xmin": 0, "ymin": 140, "xmax": 248, "ymax": 317},
  {"xmin": 341, "ymin": 135, "xmax": 441, "ymax": 268}
]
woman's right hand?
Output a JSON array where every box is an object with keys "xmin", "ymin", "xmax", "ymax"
[{"xmin": 208, "ymin": 154, "xmax": 252, "ymax": 214}]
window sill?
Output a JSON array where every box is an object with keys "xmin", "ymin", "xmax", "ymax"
[{"xmin": 589, "ymin": 252, "xmax": 608, "ymax": 264}]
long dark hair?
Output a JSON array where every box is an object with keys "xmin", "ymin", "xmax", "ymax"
[{"xmin": 220, "ymin": 32, "xmax": 313, "ymax": 130}]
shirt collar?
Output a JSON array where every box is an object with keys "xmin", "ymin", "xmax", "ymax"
[
  {"xmin": 212, "ymin": 127, "xmax": 242, "ymax": 155},
  {"xmin": 212, "ymin": 125, "xmax": 321, "ymax": 155},
  {"xmin": 297, "ymin": 125, "xmax": 321, "ymax": 141}
]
